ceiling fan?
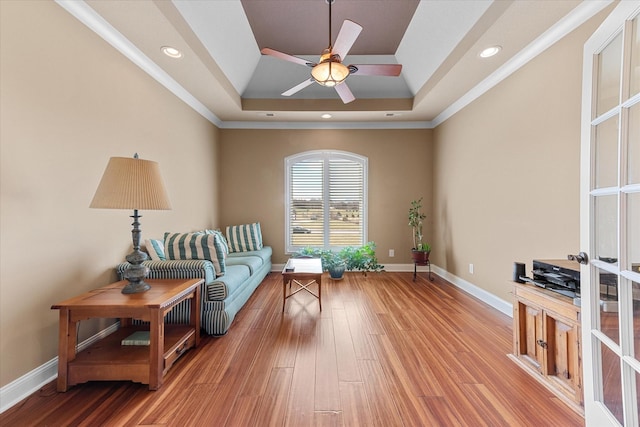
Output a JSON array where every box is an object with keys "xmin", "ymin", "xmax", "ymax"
[{"xmin": 260, "ymin": 0, "xmax": 402, "ymax": 104}]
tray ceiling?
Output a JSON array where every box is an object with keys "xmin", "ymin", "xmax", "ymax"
[{"xmin": 63, "ymin": 0, "xmax": 607, "ymax": 127}]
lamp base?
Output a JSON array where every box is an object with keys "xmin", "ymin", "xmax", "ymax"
[
  {"xmin": 119, "ymin": 210, "xmax": 153, "ymax": 294},
  {"xmin": 122, "ymin": 279, "xmax": 151, "ymax": 294},
  {"xmin": 123, "ymin": 248, "xmax": 151, "ymax": 294}
]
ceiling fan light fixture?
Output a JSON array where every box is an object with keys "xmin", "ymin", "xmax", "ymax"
[{"xmin": 312, "ymin": 61, "xmax": 349, "ymax": 87}]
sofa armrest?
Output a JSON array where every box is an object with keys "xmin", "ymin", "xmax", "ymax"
[{"xmin": 116, "ymin": 260, "xmax": 216, "ymax": 283}]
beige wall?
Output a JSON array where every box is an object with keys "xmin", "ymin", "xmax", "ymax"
[
  {"xmin": 432, "ymin": 10, "xmax": 610, "ymax": 303},
  {"xmin": 0, "ymin": 1, "xmax": 220, "ymax": 387},
  {"xmin": 0, "ymin": 0, "xmax": 612, "ymax": 395},
  {"xmin": 219, "ymin": 128, "xmax": 433, "ymax": 265}
]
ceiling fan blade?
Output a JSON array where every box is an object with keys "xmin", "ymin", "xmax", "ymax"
[
  {"xmin": 261, "ymin": 48, "xmax": 315, "ymax": 67},
  {"xmin": 349, "ymin": 64, "xmax": 402, "ymax": 76},
  {"xmin": 332, "ymin": 20, "xmax": 363, "ymax": 60},
  {"xmin": 282, "ymin": 78, "xmax": 315, "ymax": 97},
  {"xmin": 335, "ymin": 82, "xmax": 355, "ymax": 104}
]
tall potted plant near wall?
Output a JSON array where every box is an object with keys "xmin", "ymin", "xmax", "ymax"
[{"xmin": 408, "ymin": 198, "xmax": 431, "ymax": 263}]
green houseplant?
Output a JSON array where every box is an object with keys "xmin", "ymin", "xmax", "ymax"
[
  {"xmin": 408, "ymin": 198, "xmax": 431, "ymax": 263},
  {"xmin": 321, "ymin": 249, "xmax": 347, "ymax": 279},
  {"xmin": 338, "ymin": 242, "xmax": 384, "ymax": 276},
  {"xmin": 294, "ymin": 246, "xmax": 346, "ymax": 279},
  {"xmin": 295, "ymin": 242, "xmax": 384, "ymax": 279}
]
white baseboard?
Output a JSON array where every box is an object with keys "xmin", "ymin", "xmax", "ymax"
[
  {"xmin": 271, "ymin": 262, "xmax": 434, "ymax": 273},
  {"xmin": 2, "ymin": 266, "xmax": 512, "ymax": 414},
  {"xmin": 273, "ymin": 263, "xmax": 512, "ymax": 316},
  {"xmin": 430, "ymin": 264, "xmax": 513, "ymax": 317},
  {"xmin": 0, "ymin": 322, "xmax": 119, "ymax": 414}
]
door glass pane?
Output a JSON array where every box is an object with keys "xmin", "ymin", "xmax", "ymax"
[
  {"xmin": 629, "ymin": 192, "xmax": 640, "ymax": 272},
  {"xmin": 598, "ymin": 267, "xmax": 620, "ymax": 344},
  {"xmin": 636, "ymin": 369, "xmax": 640, "ymax": 425},
  {"xmin": 634, "ymin": 280, "xmax": 640, "ymax": 359},
  {"xmin": 595, "ymin": 114, "xmax": 619, "ymax": 188},
  {"xmin": 628, "ymin": 103, "xmax": 640, "ymax": 185},
  {"xmin": 597, "ymin": 32, "xmax": 623, "ymax": 116},
  {"xmin": 631, "ymin": 15, "xmax": 640, "ymax": 97},
  {"xmin": 595, "ymin": 194, "xmax": 618, "ymax": 261},
  {"xmin": 601, "ymin": 341, "xmax": 624, "ymax": 424}
]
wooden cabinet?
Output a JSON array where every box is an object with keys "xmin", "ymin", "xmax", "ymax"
[{"xmin": 510, "ymin": 282, "xmax": 583, "ymax": 414}]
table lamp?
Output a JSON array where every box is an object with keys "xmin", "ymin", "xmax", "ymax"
[{"xmin": 90, "ymin": 154, "xmax": 171, "ymax": 293}]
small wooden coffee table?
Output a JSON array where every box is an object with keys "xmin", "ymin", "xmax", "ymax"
[
  {"xmin": 282, "ymin": 258, "xmax": 323, "ymax": 311},
  {"xmin": 51, "ymin": 278, "xmax": 202, "ymax": 391}
]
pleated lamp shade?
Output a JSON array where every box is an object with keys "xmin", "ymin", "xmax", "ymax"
[{"xmin": 90, "ymin": 156, "xmax": 172, "ymax": 210}]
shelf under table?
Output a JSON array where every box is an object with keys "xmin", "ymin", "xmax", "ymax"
[{"xmin": 68, "ymin": 324, "xmax": 196, "ymax": 386}]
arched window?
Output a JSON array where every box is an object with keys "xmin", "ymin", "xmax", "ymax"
[{"xmin": 285, "ymin": 150, "xmax": 368, "ymax": 253}]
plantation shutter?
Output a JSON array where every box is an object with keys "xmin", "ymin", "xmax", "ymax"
[
  {"xmin": 329, "ymin": 157, "xmax": 364, "ymax": 246},
  {"xmin": 289, "ymin": 159, "xmax": 325, "ymax": 247},
  {"xmin": 286, "ymin": 151, "xmax": 367, "ymax": 252}
]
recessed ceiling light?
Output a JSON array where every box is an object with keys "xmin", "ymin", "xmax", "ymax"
[
  {"xmin": 479, "ymin": 46, "xmax": 501, "ymax": 58},
  {"xmin": 161, "ymin": 46, "xmax": 182, "ymax": 59},
  {"xmin": 321, "ymin": 113, "xmax": 332, "ymax": 119}
]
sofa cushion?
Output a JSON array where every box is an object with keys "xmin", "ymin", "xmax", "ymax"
[
  {"xmin": 226, "ymin": 247, "xmax": 273, "ymax": 274},
  {"xmin": 164, "ymin": 232, "xmax": 225, "ymax": 276},
  {"xmin": 226, "ymin": 222, "xmax": 263, "ymax": 252},
  {"xmin": 225, "ymin": 255, "xmax": 263, "ymax": 275},
  {"xmin": 145, "ymin": 238, "xmax": 166, "ymax": 261}
]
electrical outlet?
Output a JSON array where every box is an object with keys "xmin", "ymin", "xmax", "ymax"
[
  {"xmin": 469, "ymin": 263, "xmax": 474, "ymax": 274},
  {"xmin": 389, "ymin": 249, "xmax": 395, "ymax": 257}
]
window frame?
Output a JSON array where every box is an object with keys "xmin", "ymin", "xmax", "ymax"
[{"xmin": 285, "ymin": 150, "xmax": 368, "ymax": 253}]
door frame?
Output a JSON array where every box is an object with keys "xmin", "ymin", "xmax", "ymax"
[{"xmin": 580, "ymin": 2, "xmax": 640, "ymax": 425}]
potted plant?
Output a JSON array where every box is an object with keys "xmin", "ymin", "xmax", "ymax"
[
  {"xmin": 323, "ymin": 250, "xmax": 347, "ymax": 279},
  {"xmin": 408, "ymin": 198, "xmax": 431, "ymax": 263},
  {"xmin": 294, "ymin": 242, "xmax": 384, "ymax": 279},
  {"xmin": 294, "ymin": 246, "xmax": 346, "ymax": 279},
  {"xmin": 339, "ymin": 242, "xmax": 384, "ymax": 276}
]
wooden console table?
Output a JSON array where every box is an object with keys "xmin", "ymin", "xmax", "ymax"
[
  {"xmin": 509, "ymin": 281, "xmax": 583, "ymax": 414},
  {"xmin": 51, "ymin": 278, "xmax": 202, "ymax": 391}
]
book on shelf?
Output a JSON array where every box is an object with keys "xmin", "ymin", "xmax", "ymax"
[{"xmin": 121, "ymin": 331, "xmax": 150, "ymax": 346}]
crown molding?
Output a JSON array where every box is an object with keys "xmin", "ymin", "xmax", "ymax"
[
  {"xmin": 218, "ymin": 120, "xmax": 433, "ymax": 130},
  {"xmin": 432, "ymin": 0, "xmax": 613, "ymax": 127},
  {"xmin": 55, "ymin": 0, "xmax": 222, "ymax": 127},
  {"xmin": 56, "ymin": 0, "xmax": 613, "ymax": 131}
]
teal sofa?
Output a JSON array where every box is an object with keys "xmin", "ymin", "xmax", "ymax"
[{"xmin": 116, "ymin": 246, "xmax": 272, "ymax": 335}]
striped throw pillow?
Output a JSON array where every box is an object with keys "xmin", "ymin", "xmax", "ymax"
[
  {"xmin": 164, "ymin": 232, "xmax": 225, "ymax": 276},
  {"xmin": 226, "ymin": 223, "xmax": 263, "ymax": 253},
  {"xmin": 209, "ymin": 231, "xmax": 227, "ymax": 275},
  {"xmin": 145, "ymin": 238, "xmax": 166, "ymax": 261},
  {"xmin": 204, "ymin": 229, "xmax": 229, "ymax": 255}
]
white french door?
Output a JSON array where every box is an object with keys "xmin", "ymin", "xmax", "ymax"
[{"xmin": 581, "ymin": 2, "xmax": 640, "ymax": 426}]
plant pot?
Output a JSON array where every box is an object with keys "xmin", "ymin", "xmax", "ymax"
[
  {"xmin": 411, "ymin": 249, "xmax": 430, "ymax": 264},
  {"xmin": 328, "ymin": 264, "xmax": 346, "ymax": 280}
]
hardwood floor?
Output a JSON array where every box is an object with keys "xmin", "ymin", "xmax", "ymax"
[{"xmin": 1, "ymin": 272, "xmax": 584, "ymax": 426}]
